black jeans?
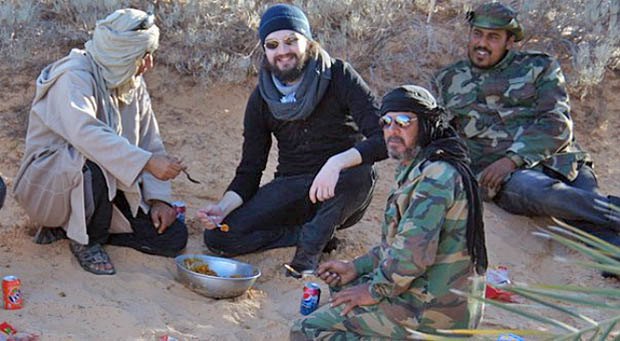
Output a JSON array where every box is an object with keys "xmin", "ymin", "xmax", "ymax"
[
  {"xmin": 84, "ymin": 161, "xmax": 188, "ymax": 257},
  {"xmin": 204, "ymin": 164, "xmax": 376, "ymax": 256},
  {"xmin": 494, "ymin": 164, "xmax": 620, "ymax": 246}
]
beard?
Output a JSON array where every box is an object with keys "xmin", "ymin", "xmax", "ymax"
[
  {"xmin": 113, "ymin": 75, "xmax": 139, "ymax": 104},
  {"xmin": 386, "ymin": 136, "xmax": 419, "ymax": 161},
  {"xmin": 467, "ymin": 45, "xmax": 509, "ymax": 69},
  {"xmin": 263, "ymin": 51, "xmax": 311, "ymax": 83}
]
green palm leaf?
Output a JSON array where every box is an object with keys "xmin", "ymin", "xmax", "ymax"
[{"xmin": 415, "ymin": 220, "xmax": 620, "ymax": 340}]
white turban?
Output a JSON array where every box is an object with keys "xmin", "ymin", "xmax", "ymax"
[
  {"xmin": 85, "ymin": 8, "xmax": 159, "ymax": 89},
  {"xmin": 82, "ymin": 9, "xmax": 159, "ymax": 134}
]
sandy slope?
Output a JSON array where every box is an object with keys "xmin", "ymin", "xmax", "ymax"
[{"xmin": 0, "ymin": 67, "xmax": 618, "ymax": 340}]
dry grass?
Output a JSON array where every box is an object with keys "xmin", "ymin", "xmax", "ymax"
[{"xmin": 1, "ymin": 0, "xmax": 618, "ymax": 113}]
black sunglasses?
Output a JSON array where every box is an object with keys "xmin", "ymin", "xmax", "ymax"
[
  {"xmin": 379, "ymin": 114, "xmax": 417, "ymax": 128},
  {"xmin": 264, "ymin": 36, "xmax": 300, "ymax": 50}
]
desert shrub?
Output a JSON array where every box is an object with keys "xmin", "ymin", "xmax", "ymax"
[
  {"xmin": 0, "ymin": 0, "xmax": 42, "ymax": 66},
  {"xmin": 152, "ymin": 0, "xmax": 260, "ymax": 84},
  {"xmin": 515, "ymin": 0, "xmax": 620, "ymax": 92},
  {"xmin": 0, "ymin": 0, "xmax": 617, "ymax": 98}
]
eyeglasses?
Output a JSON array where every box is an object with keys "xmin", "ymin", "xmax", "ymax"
[
  {"xmin": 264, "ymin": 36, "xmax": 300, "ymax": 50},
  {"xmin": 379, "ymin": 114, "xmax": 417, "ymax": 129}
]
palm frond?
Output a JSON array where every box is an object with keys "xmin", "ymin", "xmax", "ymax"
[
  {"xmin": 507, "ymin": 286, "xmax": 620, "ymax": 309},
  {"xmin": 422, "ymin": 221, "xmax": 620, "ymax": 340}
]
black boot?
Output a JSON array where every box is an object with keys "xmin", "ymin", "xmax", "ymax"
[
  {"xmin": 322, "ymin": 236, "xmax": 341, "ymax": 253},
  {"xmin": 286, "ymin": 247, "xmax": 321, "ymax": 279},
  {"xmin": 608, "ymin": 195, "xmax": 620, "ymax": 230},
  {"xmin": 561, "ymin": 217, "xmax": 620, "ymax": 280},
  {"xmin": 0, "ymin": 176, "xmax": 5, "ymax": 210}
]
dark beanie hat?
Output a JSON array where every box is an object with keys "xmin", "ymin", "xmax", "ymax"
[{"xmin": 258, "ymin": 4, "xmax": 312, "ymax": 44}]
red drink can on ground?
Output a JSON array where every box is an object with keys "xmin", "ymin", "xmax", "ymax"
[
  {"xmin": 300, "ymin": 282, "xmax": 321, "ymax": 315},
  {"xmin": 2, "ymin": 275, "xmax": 23, "ymax": 310},
  {"xmin": 171, "ymin": 201, "xmax": 186, "ymax": 223}
]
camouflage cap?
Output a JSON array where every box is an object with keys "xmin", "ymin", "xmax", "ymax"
[{"xmin": 467, "ymin": 2, "xmax": 523, "ymax": 42}]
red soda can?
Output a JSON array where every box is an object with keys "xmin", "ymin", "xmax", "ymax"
[
  {"xmin": 2, "ymin": 275, "xmax": 23, "ymax": 310},
  {"xmin": 171, "ymin": 201, "xmax": 186, "ymax": 223},
  {"xmin": 300, "ymin": 282, "xmax": 321, "ymax": 315}
]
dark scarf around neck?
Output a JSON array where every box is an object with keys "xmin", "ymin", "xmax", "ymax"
[
  {"xmin": 421, "ymin": 127, "xmax": 488, "ymax": 275},
  {"xmin": 258, "ymin": 48, "xmax": 332, "ymax": 121}
]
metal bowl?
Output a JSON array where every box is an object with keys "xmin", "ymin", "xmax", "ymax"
[{"xmin": 175, "ymin": 254, "xmax": 261, "ymax": 299}]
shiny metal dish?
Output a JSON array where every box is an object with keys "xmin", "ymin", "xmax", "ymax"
[{"xmin": 175, "ymin": 254, "xmax": 261, "ymax": 299}]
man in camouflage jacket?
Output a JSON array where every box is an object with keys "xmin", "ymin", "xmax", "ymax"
[
  {"xmin": 434, "ymin": 2, "xmax": 620, "ymax": 246},
  {"xmin": 291, "ymin": 85, "xmax": 487, "ymax": 339}
]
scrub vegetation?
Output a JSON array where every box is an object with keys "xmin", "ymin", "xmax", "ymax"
[{"xmin": 1, "ymin": 0, "xmax": 618, "ymax": 94}]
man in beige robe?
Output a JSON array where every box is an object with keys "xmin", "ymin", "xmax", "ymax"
[{"xmin": 13, "ymin": 9, "xmax": 188, "ymax": 275}]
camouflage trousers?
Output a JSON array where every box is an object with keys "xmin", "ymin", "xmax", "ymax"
[{"xmin": 290, "ymin": 277, "xmax": 418, "ymax": 340}]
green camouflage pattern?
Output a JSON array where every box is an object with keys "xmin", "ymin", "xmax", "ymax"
[
  {"xmin": 467, "ymin": 2, "xmax": 523, "ymax": 41},
  {"xmin": 291, "ymin": 157, "xmax": 485, "ymax": 340},
  {"xmin": 434, "ymin": 50, "xmax": 590, "ymax": 181}
]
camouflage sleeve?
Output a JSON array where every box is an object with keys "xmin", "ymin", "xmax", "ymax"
[
  {"xmin": 508, "ymin": 58, "xmax": 572, "ymax": 166},
  {"xmin": 352, "ymin": 245, "xmax": 382, "ymax": 275},
  {"xmin": 431, "ymin": 71, "xmax": 455, "ymax": 122},
  {"xmin": 368, "ymin": 162, "xmax": 458, "ymax": 299}
]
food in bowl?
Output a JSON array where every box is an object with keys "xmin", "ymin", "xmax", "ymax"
[
  {"xmin": 183, "ymin": 258, "xmax": 249, "ymax": 278},
  {"xmin": 175, "ymin": 254, "xmax": 261, "ymax": 298},
  {"xmin": 183, "ymin": 258, "xmax": 218, "ymax": 276}
]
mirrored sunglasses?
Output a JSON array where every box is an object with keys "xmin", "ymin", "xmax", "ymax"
[
  {"xmin": 379, "ymin": 114, "xmax": 417, "ymax": 128},
  {"xmin": 264, "ymin": 36, "xmax": 300, "ymax": 50}
]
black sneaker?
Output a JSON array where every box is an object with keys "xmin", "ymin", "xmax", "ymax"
[{"xmin": 322, "ymin": 236, "xmax": 341, "ymax": 253}]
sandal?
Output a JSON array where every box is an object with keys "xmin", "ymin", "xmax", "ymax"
[
  {"xmin": 70, "ymin": 241, "xmax": 116, "ymax": 275},
  {"xmin": 33, "ymin": 226, "xmax": 67, "ymax": 245}
]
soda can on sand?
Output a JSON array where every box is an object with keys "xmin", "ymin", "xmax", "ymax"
[
  {"xmin": 2, "ymin": 275, "xmax": 22, "ymax": 310},
  {"xmin": 300, "ymin": 282, "xmax": 321, "ymax": 315},
  {"xmin": 171, "ymin": 201, "xmax": 186, "ymax": 223},
  {"xmin": 159, "ymin": 335, "xmax": 178, "ymax": 341}
]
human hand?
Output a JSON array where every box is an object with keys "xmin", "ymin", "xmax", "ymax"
[
  {"xmin": 316, "ymin": 260, "xmax": 358, "ymax": 287},
  {"xmin": 330, "ymin": 284, "xmax": 379, "ymax": 316},
  {"xmin": 196, "ymin": 204, "xmax": 225, "ymax": 230},
  {"xmin": 479, "ymin": 157, "xmax": 517, "ymax": 190},
  {"xmin": 150, "ymin": 201, "xmax": 177, "ymax": 234},
  {"xmin": 144, "ymin": 154, "xmax": 185, "ymax": 181},
  {"xmin": 309, "ymin": 159, "xmax": 341, "ymax": 204}
]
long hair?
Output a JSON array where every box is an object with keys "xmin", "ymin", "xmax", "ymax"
[{"xmin": 260, "ymin": 39, "xmax": 321, "ymax": 72}]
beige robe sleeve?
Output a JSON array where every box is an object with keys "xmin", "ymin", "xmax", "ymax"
[
  {"xmin": 37, "ymin": 70, "xmax": 152, "ymax": 188},
  {"xmin": 133, "ymin": 80, "xmax": 172, "ymax": 204}
]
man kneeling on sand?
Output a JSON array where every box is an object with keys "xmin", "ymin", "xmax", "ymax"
[
  {"xmin": 13, "ymin": 9, "xmax": 188, "ymax": 275},
  {"xmin": 291, "ymin": 85, "xmax": 487, "ymax": 339}
]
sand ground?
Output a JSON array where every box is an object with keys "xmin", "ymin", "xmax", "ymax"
[{"xmin": 0, "ymin": 65, "xmax": 618, "ymax": 340}]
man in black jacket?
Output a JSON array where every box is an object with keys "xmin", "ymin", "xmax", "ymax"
[{"xmin": 198, "ymin": 4, "xmax": 387, "ymax": 277}]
